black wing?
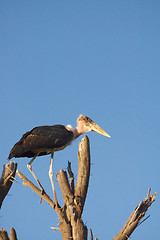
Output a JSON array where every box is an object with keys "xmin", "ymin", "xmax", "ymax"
[{"xmin": 8, "ymin": 125, "xmax": 74, "ymax": 158}]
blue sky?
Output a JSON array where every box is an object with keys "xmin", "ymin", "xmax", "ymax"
[{"xmin": 0, "ymin": 1, "xmax": 160, "ymax": 239}]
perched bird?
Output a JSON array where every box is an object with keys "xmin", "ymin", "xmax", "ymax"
[{"xmin": 8, "ymin": 115, "xmax": 111, "ymax": 199}]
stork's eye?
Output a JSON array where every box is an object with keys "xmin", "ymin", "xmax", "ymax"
[
  {"xmin": 82, "ymin": 116, "xmax": 87, "ymax": 122},
  {"xmin": 85, "ymin": 116, "xmax": 92, "ymax": 123}
]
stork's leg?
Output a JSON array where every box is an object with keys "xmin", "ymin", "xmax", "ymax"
[
  {"xmin": 49, "ymin": 152, "xmax": 57, "ymax": 202},
  {"xmin": 27, "ymin": 154, "xmax": 45, "ymax": 194}
]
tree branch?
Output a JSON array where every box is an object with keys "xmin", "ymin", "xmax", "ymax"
[
  {"xmin": 0, "ymin": 162, "xmax": 17, "ymax": 208},
  {"xmin": 90, "ymin": 229, "xmax": 93, "ymax": 240},
  {"xmin": 0, "ymin": 228, "xmax": 9, "ymax": 240},
  {"xmin": 10, "ymin": 228, "xmax": 18, "ymax": 240},
  {"xmin": 57, "ymin": 170, "xmax": 73, "ymax": 205},
  {"xmin": 16, "ymin": 170, "xmax": 57, "ymax": 210},
  {"xmin": 56, "ymin": 135, "xmax": 90, "ymax": 240},
  {"xmin": 0, "ymin": 228, "xmax": 18, "ymax": 240},
  {"xmin": 67, "ymin": 161, "xmax": 74, "ymax": 194},
  {"xmin": 113, "ymin": 188, "xmax": 157, "ymax": 240},
  {"xmin": 74, "ymin": 135, "xmax": 90, "ymax": 218}
]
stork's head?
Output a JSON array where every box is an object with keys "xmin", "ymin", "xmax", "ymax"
[{"xmin": 76, "ymin": 115, "xmax": 111, "ymax": 138}]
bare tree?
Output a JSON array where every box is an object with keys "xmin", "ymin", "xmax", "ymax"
[
  {"xmin": 17, "ymin": 135, "xmax": 91, "ymax": 240},
  {"xmin": 16, "ymin": 135, "xmax": 156, "ymax": 240},
  {"xmin": 0, "ymin": 136, "xmax": 156, "ymax": 239}
]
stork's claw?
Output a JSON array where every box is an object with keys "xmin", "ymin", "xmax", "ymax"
[
  {"xmin": 40, "ymin": 188, "xmax": 46, "ymax": 204},
  {"xmin": 41, "ymin": 188, "xmax": 46, "ymax": 195}
]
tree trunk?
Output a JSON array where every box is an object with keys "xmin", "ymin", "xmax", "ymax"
[{"xmin": 17, "ymin": 135, "xmax": 91, "ymax": 240}]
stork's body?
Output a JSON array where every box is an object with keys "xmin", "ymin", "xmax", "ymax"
[
  {"xmin": 8, "ymin": 115, "xmax": 111, "ymax": 200},
  {"xmin": 8, "ymin": 125, "xmax": 76, "ymax": 159}
]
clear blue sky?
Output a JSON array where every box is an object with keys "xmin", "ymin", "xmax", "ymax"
[{"xmin": 0, "ymin": 1, "xmax": 160, "ymax": 239}]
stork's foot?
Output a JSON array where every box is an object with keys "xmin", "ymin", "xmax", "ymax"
[
  {"xmin": 39, "ymin": 188, "xmax": 46, "ymax": 204},
  {"xmin": 41, "ymin": 188, "xmax": 46, "ymax": 196}
]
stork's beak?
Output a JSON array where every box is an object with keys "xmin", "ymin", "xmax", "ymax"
[{"xmin": 90, "ymin": 121, "xmax": 111, "ymax": 138}]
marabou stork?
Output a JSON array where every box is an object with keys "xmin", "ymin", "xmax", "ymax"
[{"xmin": 8, "ymin": 115, "xmax": 111, "ymax": 200}]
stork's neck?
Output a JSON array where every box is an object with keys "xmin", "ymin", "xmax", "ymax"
[
  {"xmin": 66, "ymin": 122, "xmax": 88, "ymax": 139},
  {"xmin": 74, "ymin": 128, "xmax": 82, "ymax": 139},
  {"xmin": 66, "ymin": 125, "xmax": 81, "ymax": 139},
  {"xmin": 74, "ymin": 123, "xmax": 88, "ymax": 139}
]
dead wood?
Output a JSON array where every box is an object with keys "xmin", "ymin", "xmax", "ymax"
[
  {"xmin": 0, "ymin": 163, "xmax": 18, "ymax": 239},
  {"xmin": 0, "ymin": 228, "xmax": 17, "ymax": 240},
  {"xmin": 90, "ymin": 229, "xmax": 98, "ymax": 240},
  {"xmin": 67, "ymin": 161, "xmax": 74, "ymax": 194},
  {"xmin": 113, "ymin": 188, "xmax": 157, "ymax": 240},
  {"xmin": 0, "ymin": 162, "xmax": 17, "ymax": 209},
  {"xmin": 17, "ymin": 135, "xmax": 91, "ymax": 240},
  {"xmin": 0, "ymin": 228, "xmax": 9, "ymax": 240},
  {"xmin": 16, "ymin": 170, "xmax": 57, "ymax": 209},
  {"xmin": 10, "ymin": 228, "xmax": 18, "ymax": 240},
  {"xmin": 74, "ymin": 136, "xmax": 90, "ymax": 218},
  {"xmin": 16, "ymin": 135, "xmax": 157, "ymax": 240}
]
